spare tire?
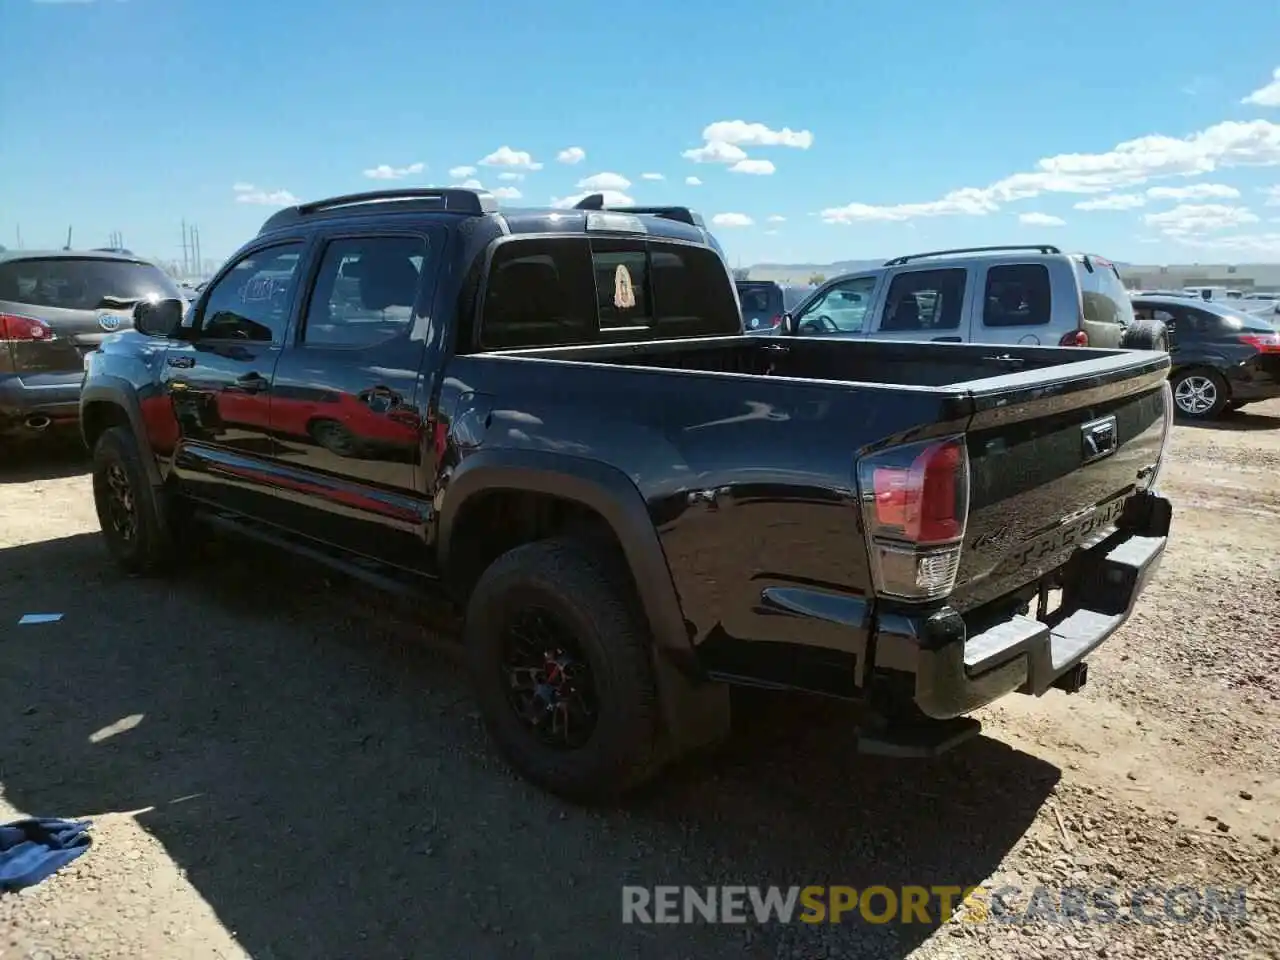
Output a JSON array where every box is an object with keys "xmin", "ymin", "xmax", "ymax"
[{"xmin": 1121, "ymin": 318, "xmax": 1169, "ymax": 352}]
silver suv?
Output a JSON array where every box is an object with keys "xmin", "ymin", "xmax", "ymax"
[{"xmin": 782, "ymin": 244, "xmax": 1165, "ymax": 350}]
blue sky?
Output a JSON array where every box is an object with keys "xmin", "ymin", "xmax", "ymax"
[{"xmin": 3, "ymin": 0, "xmax": 1280, "ymax": 272}]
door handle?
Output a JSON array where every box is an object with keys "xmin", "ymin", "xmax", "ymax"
[
  {"xmin": 166, "ymin": 356, "xmax": 195, "ymax": 368},
  {"xmin": 235, "ymin": 374, "xmax": 269, "ymax": 393},
  {"xmin": 932, "ymin": 336, "xmax": 962, "ymax": 342}
]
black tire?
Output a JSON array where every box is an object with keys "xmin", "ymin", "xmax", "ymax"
[
  {"xmin": 1120, "ymin": 319, "xmax": 1168, "ymax": 352},
  {"xmin": 464, "ymin": 538, "xmax": 663, "ymax": 802},
  {"xmin": 1170, "ymin": 368, "xmax": 1230, "ymax": 420},
  {"xmin": 91, "ymin": 426, "xmax": 177, "ymax": 575}
]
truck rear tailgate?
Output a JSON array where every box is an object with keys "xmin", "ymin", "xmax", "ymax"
[{"xmin": 948, "ymin": 350, "xmax": 1171, "ymax": 613}]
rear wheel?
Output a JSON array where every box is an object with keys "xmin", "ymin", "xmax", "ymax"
[
  {"xmin": 1171, "ymin": 369, "xmax": 1229, "ymax": 420},
  {"xmin": 92, "ymin": 426, "xmax": 179, "ymax": 575},
  {"xmin": 464, "ymin": 538, "xmax": 663, "ymax": 802}
]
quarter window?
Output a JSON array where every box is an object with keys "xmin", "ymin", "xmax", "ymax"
[
  {"xmin": 983, "ymin": 264, "xmax": 1052, "ymax": 327},
  {"xmin": 199, "ymin": 243, "xmax": 304, "ymax": 343}
]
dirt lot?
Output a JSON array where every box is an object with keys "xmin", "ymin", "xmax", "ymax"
[{"xmin": 2, "ymin": 403, "xmax": 1278, "ymax": 960}]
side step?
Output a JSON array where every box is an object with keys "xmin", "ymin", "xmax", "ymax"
[{"xmin": 855, "ymin": 716, "xmax": 981, "ymax": 759}]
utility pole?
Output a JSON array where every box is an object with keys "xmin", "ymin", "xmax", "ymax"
[
  {"xmin": 64, "ymin": 226, "xmax": 73, "ymax": 250},
  {"xmin": 15, "ymin": 225, "xmax": 21, "ymax": 249},
  {"xmin": 181, "ymin": 219, "xmax": 190, "ymax": 276},
  {"xmin": 193, "ymin": 225, "xmax": 202, "ymax": 277}
]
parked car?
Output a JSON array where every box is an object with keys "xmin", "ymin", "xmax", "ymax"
[
  {"xmin": 781, "ymin": 245, "xmax": 1167, "ymax": 351},
  {"xmin": 82, "ymin": 188, "xmax": 1173, "ymax": 802},
  {"xmin": 734, "ymin": 280, "xmax": 813, "ymax": 334},
  {"xmin": 1131, "ymin": 294, "xmax": 1280, "ymax": 419},
  {"xmin": 0, "ymin": 249, "xmax": 184, "ymax": 440}
]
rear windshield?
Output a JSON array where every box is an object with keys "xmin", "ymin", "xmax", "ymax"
[
  {"xmin": 1074, "ymin": 258, "xmax": 1136, "ymax": 326},
  {"xmin": 478, "ymin": 237, "xmax": 740, "ymax": 350},
  {"xmin": 736, "ymin": 283, "xmax": 781, "ymax": 316},
  {"xmin": 0, "ymin": 257, "xmax": 182, "ymax": 310}
]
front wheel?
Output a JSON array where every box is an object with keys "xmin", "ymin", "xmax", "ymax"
[
  {"xmin": 464, "ymin": 538, "xmax": 663, "ymax": 802},
  {"xmin": 1171, "ymin": 369, "xmax": 1229, "ymax": 420},
  {"xmin": 91, "ymin": 426, "xmax": 177, "ymax": 575}
]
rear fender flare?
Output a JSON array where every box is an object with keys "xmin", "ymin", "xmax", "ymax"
[{"xmin": 80, "ymin": 377, "xmax": 163, "ymax": 487}]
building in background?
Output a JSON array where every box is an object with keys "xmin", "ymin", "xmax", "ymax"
[{"xmin": 1117, "ymin": 263, "xmax": 1280, "ymax": 293}]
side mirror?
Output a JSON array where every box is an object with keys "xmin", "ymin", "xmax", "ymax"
[
  {"xmin": 778, "ymin": 312, "xmax": 794, "ymax": 335},
  {"xmin": 133, "ymin": 297, "xmax": 185, "ymax": 338}
]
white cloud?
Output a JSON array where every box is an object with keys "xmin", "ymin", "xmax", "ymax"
[
  {"xmin": 1074, "ymin": 193, "xmax": 1147, "ymax": 211},
  {"xmin": 767, "ymin": 215, "xmax": 786, "ymax": 222},
  {"xmin": 452, "ymin": 178, "xmax": 484, "ymax": 189},
  {"xmin": 711, "ymin": 212, "xmax": 754, "ymax": 228},
  {"xmin": 730, "ymin": 159, "xmax": 776, "ymax": 175},
  {"xmin": 1019, "ymin": 212, "xmax": 1066, "ymax": 226},
  {"xmin": 683, "ymin": 141, "xmax": 747, "ymax": 164},
  {"xmin": 232, "ymin": 183, "xmax": 299, "ymax": 207},
  {"xmin": 685, "ymin": 176, "xmax": 702, "ymax": 186},
  {"xmin": 640, "ymin": 172, "xmax": 664, "ymax": 181},
  {"xmin": 577, "ymin": 172, "xmax": 632, "ymax": 191},
  {"xmin": 1265, "ymin": 186, "xmax": 1280, "ymax": 206},
  {"xmin": 557, "ymin": 146, "xmax": 586, "ymax": 165},
  {"xmin": 1144, "ymin": 203, "xmax": 1260, "ymax": 235},
  {"xmin": 822, "ymin": 118, "xmax": 1280, "ymax": 223},
  {"xmin": 701, "ymin": 120, "xmax": 814, "ymax": 150},
  {"xmin": 1147, "ymin": 183, "xmax": 1240, "ymax": 200},
  {"xmin": 362, "ymin": 161, "xmax": 425, "ymax": 181},
  {"xmin": 552, "ymin": 190, "xmax": 634, "ymax": 209},
  {"xmin": 449, "ymin": 165, "xmax": 477, "ymax": 178},
  {"xmin": 479, "ymin": 146, "xmax": 543, "ymax": 171},
  {"xmin": 1242, "ymin": 68, "xmax": 1280, "ymax": 107},
  {"xmin": 498, "ymin": 172, "xmax": 524, "ymax": 181},
  {"xmin": 492, "ymin": 186, "xmax": 522, "ymax": 200}
]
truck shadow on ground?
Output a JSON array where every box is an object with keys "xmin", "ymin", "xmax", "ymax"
[
  {"xmin": 0, "ymin": 534, "xmax": 1059, "ymax": 960},
  {"xmin": 0, "ymin": 434, "xmax": 90, "ymax": 484}
]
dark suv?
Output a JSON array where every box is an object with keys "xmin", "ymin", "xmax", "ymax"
[
  {"xmin": 735, "ymin": 279, "xmax": 812, "ymax": 334},
  {"xmin": 0, "ymin": 249, "xmax": 182, "ymax": 439}
]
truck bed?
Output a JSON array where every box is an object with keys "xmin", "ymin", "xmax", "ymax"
[{"xmin": 464, "ymin": 335, "xmax": 1171, "ymax": 628}]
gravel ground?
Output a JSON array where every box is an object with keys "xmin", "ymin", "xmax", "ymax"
[{"xmin": 1, "ymin": 402, "xmax": 1278, "ymax": 960}]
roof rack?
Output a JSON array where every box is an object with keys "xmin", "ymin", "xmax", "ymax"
[
  {"xmin": 883, "ymin": 244, "xmax": 1062, "ymax": 267},
  {"xmin": 259, "ymin": 188, "xmax": 498, "ymax": 234},
  {"xmin": 572, "ymin": 194, "xmax": 705, "ymax": 227}
]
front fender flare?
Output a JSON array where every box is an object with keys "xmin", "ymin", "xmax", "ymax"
[{"xmin": 80, "ymin": 377, "xmax": 163, "ymax": 487}]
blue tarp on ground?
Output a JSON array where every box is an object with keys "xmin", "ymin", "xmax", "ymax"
[{"xmin": 0, "ymin": 818, "xmax": 93, "ymax": 893}]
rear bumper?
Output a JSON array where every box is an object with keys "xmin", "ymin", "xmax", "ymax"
[
  {"xmin": 0, "ymin": 372, "xmax": 84, "ymax": 432},
  {"xmin": 878, "ymin": 492, "xmax": 1172, "ymax": 720}
]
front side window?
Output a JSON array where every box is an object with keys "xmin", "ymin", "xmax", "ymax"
[
  {"xmin": 881, "ymin": 268, "xmax": 966, "ymax": 332},
  {"xmin": 983, "ymin": 264, "xmax": 1051, "ymax": 327},
  {"xmin": 795, "ymin": 276, "xmax": 877, "ymax": 333},
  {"xmin": 199, "ymin": 243, "xmax": 305, "ymax": 343},
  {"xmin": 302, "ymin": 236, "xmax": 428, "ymax": 347}
]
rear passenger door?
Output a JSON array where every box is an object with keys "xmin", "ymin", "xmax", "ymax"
[
  {"xmin": 265, "ymin": 230, "xmax": 443, "ymax": 570},
  {"xmin": 866, "ymin": 267, "xmax": 972, "ymax": 343}
]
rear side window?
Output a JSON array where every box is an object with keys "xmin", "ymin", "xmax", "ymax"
[
  {"xmin": 0, "ymin": 257, "xmax": 181, "ymax": 310},
  {"xmin": 983, "ymin": 264, "xmax": 1051, "ymax": 327},
  {"xmin": 1076, "ymin": 260, "xmax": 1136, "ymax": 326},
  {"xmin": 478, "ymin": 237, "xmax": 738, "ymax": 350},
  {"xmin": 881, "ymin": 268, "xmax": 966, "ymax": 332}
]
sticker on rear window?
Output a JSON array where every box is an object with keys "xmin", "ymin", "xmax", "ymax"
[{"xmin": 613, "ymin": 265, "xmax": 636, "ymax": 310}]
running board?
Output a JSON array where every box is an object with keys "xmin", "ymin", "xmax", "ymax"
[{"xmin": 195, "ymin": 508, "xmax": 454, "ymax": 607}]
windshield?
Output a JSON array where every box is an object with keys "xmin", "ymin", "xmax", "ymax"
[{"xmin": 0, "ymin": 257, "xmax": 182, "ymax": 310}]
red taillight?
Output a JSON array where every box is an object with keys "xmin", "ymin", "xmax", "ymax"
[
  {"xmin": 858, "ymin": 436, "xmax": 970, "ymax": 601},
  {"xmin": 1059, "ymin": 329, "xmax": 1089, "ymax": 347},
  {"xmin": 0, "ymin": 313, "xmax": 54, "ymax": 342},
  {"xmin": 1239, "ymin": 333, "xmax": 1280, "ymax": 353}
]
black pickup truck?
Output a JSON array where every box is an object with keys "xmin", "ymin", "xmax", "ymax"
[{"xmin": 81, "ymin": 188, "xmax": 1174, "ymax": 801}]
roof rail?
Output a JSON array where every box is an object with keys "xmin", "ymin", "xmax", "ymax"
[
  {"xmin": 572, "ymin": 193, "xmax": 704, "ymax": 227},
  {"xmin": 259, "ymin": 188, "xmax": 498, "ymax": 234},
  {"xmin": 883, "ymin": 244, "xmax": 1062, "ymax": 267}
]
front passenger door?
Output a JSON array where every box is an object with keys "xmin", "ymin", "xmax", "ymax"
[{"xmin": 162, "ymin": 241, "xmax": 308, "ymax": 516}]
